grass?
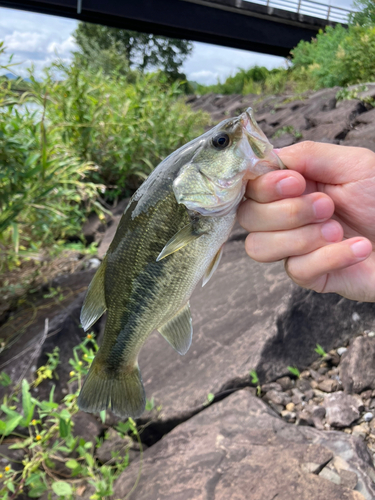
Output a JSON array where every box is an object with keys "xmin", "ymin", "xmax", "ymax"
[{"xmin": 0, "ymin": 333, "xmax": 151, "ymax": 499}]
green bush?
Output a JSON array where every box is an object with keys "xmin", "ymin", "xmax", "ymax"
[
  {"xmin": 0, "ymin": 334, "xmax": 144, "ymax": 499},
  {"xmin": 0, "ymin": 44, "xmax": 209, "ymax": 271},
  {"xmin": 30, "ymin": 61, "xmax": 208, "ymax": 199}
]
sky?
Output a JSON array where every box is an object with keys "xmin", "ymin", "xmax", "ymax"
[{"xmin": 0, "ymin": 1, "xmax": 356, "ymax": 85}]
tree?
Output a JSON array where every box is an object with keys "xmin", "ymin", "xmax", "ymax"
[
  {"xmin": 73, "ymin": 23, "xmax": 193, "ymax": 80},
  {"xmin": 350, "ymin": 0, "xmax": 375, "ymax": 26}
]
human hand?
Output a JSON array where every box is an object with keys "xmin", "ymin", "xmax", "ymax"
[{"xmin": 237, "ymin": 141, "xmax": 375, "ymax": 302}]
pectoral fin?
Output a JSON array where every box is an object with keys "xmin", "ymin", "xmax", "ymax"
[
  {"xmin": 80, "ymin": 258, "xmax": 107, "ymax": 331},
  {"xmin": 202, "ymin": 246, "xmax": 223, "ymax": 287},
  {"xmin": 156, "ymin": 223, "xmax": 205, "ymax": 261},
  {"xmin": 158, "ymin": 302, "xmax": 193, "ymax": 355}
]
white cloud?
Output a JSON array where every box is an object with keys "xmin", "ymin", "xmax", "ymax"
[
  {"xmin": 183, "ymin": 42, "xmax": 285, "ymax": 84},
  {"xmin": 47, "ymin": 36, "xmax": 77, "ymax": 57},
  {"xmin": 4, "ymin": 31, "xmax": 47, "ymax": 53}
]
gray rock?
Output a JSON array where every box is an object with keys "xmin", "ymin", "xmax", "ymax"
[
  {"xmin": 324, "ymin": 392, "xmax": 362, "ymax": 428},
  {"xmin": 364, "ymin": 412, "xmax": 374, "ymax": 422},
  {"xmin": 337, "ymin": 347, "xmax": 348, "ymax": 356},
  {"xmin": 318, "ymin": 378, "xmax": 339, "ymax": 393},
  {"xmin": 95, "ymin": 428, "xmax": 142, "ymax": 464},
  {"xmin": 340, "ymin": 336, "xmax": 375, "ymax": 393},
  {"xmin": 264, "ymin": 389, "xmax": 290, "ymax": 406},
  {"xmin": 114, "ymin": 390, "xmax": 375, "ymax": 500},
  {"xmin": 261, "ymin": 382, "xmax": 282, "ymax": 392},
  {"xmin": 71, "ymin": 412, "xmax": 103, "ymax": 443},
  {"xmin": 275, "ymin": 376, "xmax": 293, "ymax": 391}
]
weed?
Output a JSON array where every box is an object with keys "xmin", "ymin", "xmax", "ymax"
[
  {"xmin": 0, "ymin": 334, "xmax": 142, "ymax": 499},
  {"xmin": 272, "ymin": 126, "xmax": 302, "ymax": 140},
  {"xmin": 314, "ymin": 344, "xmax": 327, "ymax": 357},
  {"xmin": 287, "ymin": 366, "xmax": 301, "ymax": 378},
  {"xmin": 249, "ymin": 370, "xmax": 261, "ymax": 396}
]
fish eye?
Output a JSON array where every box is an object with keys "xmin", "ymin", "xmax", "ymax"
[{"xmin": 212, "ymin": 132, "xmax": 230, "ymax": 150}]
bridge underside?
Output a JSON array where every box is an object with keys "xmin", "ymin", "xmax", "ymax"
[{"xmin": 2, "ymin": 0, "xmax": 335, "ymax": 56}]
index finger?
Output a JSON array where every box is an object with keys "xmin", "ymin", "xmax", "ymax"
[{"xmin": 277, "ymin": 141, "xmax": 375, "ymax": 184}]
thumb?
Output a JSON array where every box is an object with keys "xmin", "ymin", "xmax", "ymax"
[{"xmin": 276, "ymin": 141, "xmax": 375, "ymax": 185}]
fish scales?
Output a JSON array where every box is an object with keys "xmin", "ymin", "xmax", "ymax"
[{"xmin": 78, "ymin": 108, "xmax": 285, "ymax": 418}]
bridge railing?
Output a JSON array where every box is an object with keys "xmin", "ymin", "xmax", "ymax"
[{"xmin": 247, "ymin": 0, "xmax": 354, "ymax": 23}]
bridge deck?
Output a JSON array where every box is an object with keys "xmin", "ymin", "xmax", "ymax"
[{"xmin": 1, "ymin": 0, "xmax": 352, "ymax": 56}]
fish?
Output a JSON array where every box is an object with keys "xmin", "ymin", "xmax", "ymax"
[{"xmin": 77, "ymin": 107, "xmax": 285, "ymax": 418}]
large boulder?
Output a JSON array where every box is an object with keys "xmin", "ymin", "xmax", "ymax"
[
  {"xmin": 114, "ymin": 389, "xmax": 375, "ymax": 500},
  {"xmin": 134, "ymin": 224, "xmax": 375, "ymax": 437}
]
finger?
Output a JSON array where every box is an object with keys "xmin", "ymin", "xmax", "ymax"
[
  {"xmin": 245, "ymin": 220, "xmax": 343, "ymax": 263},
  {"xmin": 237, "ymin": 192, "xmax": 334, "ymax": 232},
  {"xmin": 277, "ymin": 141, "xmax": 375, "ymax": 184},
  {"xmin": 245, "ymin": 170, "xmax": 306, "ymax": 203},
  {"xmin": 285, "ymin": 237, "xmax": 373, "ymax": 292}
]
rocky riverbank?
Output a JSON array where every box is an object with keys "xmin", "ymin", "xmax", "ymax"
[{"xmin": 1, "ymin": 85, "xmax": 375, "ymax": 499}]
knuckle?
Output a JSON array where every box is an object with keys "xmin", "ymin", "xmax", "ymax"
[
  {"xmin": 285, "ymin": 200, "xmax": 301, "ymax": 224},
  {"xmin": 284, "ymin": 257, "xmax": 310, "ymax": 286}
]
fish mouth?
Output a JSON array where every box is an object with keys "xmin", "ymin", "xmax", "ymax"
[{"xmin": 236, "ymin": 107, "xmax": 285, "ymax": 178}]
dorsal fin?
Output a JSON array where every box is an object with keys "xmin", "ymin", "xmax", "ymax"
[
  {"xmin": 80, "ymin": 258, "xmax": 107, "ymax": 331},
  {"xmin": 158, "ymin": 302, "xmax": 193, "ymax": 355}
]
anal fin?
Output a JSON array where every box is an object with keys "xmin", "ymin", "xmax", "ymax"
[
  {"xmin": 158, "ymin": 302, "xmax": 193, "ymax": 355},
  {"xmin": 202, "ymin": 246, "xmax": 223, "ymax": 287},
  {"xmin": 156, "ymin": 223, "xmax": 205, "ymax": 261},
  {"xmin": 80, "ymin": 258, "xmax": 107, "ymax": 331}
]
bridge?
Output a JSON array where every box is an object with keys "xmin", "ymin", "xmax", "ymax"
[{"xmin": 1, "ymin": 0, "xmax": 353, "ymax": 57}]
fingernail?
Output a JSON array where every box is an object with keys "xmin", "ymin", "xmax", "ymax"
[
  {"xmin": 351, "ymin": 240, "xmax": 371, "ymax": 259},
  {"xmin": 313, "ymin": 197, "xmax": 332, "ymax": 221},
  {"xmin": 276, "ymin": 176, "xmax": 300, "ymax": 196},
  {"xmin": 321, "ymin": 221, "xmax": 340, "ymax": 242}
]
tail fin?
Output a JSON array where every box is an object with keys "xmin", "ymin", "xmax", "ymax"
[{"xmin": 77, "ymin": 357, "xmax": 146, "ymax": 418}]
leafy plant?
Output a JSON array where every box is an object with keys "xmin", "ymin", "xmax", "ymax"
[
  {"xmin": 314, "ymin": 344, "xmax": 327, "ymax": 357},
  {"xmin": 287, "ymin": 366, "xmax": 301, "ymax": 378},
  {"xmin": 249, "ymin": 370, "xmax": 261, "ymax": 396},
  {"xmin": 0, "ymin": 334, "xmax": 142, "ymax": 499}
]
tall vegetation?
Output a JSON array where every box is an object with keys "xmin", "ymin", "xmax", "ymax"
[
  {"xmin": 74, "ymin": 23, "xmax": 193, "ymax": 81},
  {"xmin": 0, "ymin": 42, "xmax": 208, "ymax": 272},
  {"xmin": 195, "ymin": 1, "xmax": 375, "ymax": 95}
]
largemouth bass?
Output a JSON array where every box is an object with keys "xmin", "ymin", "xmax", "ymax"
[{"xmin": 78, "ymin": 108, "xmax": 285, "ymax": 418}]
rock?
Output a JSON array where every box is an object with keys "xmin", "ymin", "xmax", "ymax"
[
  {"xmin": 95, "ymin": 428, "xmax": 141, "ymax": 464},
  {"xmin": 286, "ymin": 402, "xmax": 295, "ymax": 412},
  {"xmin": 340, "ymin": 336, "xmax": 375, "ymax": 393},
  {"xmin": 352, "ymin": 424, "xmax": 369, "ymax": 439},
  {"xmin": 297, "ymin": 378, "xmax": 312, "ymax": 392},
  {"xmin": 275, "ymin": 376, "xmax": 293, "ymax": 391},
  {"xmin": 0, "ymin": 269, "xmax": 97, "ymax": 402},
  {"xmin": 281, "ymin": 410, "xmax": 296, "ymax": 422},
  {"xmin": 261, "ymin": 382, "xmax": 282, "ymax": 392},
  {"xmin": 264, "ymin": 389, "xmax": 290, "ymax": 406},
  {"xmin": 71, "ymin": 412, "xmax": 103, "ymax": 443},
  {"xmin": 0, "ymin": 443, "xmax": 25, "ymax": 471},
  {"xmin": 363, "ymin": 412, "xmax": 374, "ymax": 422},
  {"xmin": 114, "ymin": 390, "xmax": 375, "ymax": 500},
  {"xmin": 291, "ymin": 388, "xmax": 306, "ymax": 405},
  {"xmin": 310, "ymin": 369, "xmax": 325, "ymax": 382},
  {"xmin": 339, "ymin": 470, "xmax": 359, "ymax": 490},
  {"xmin": 337, "ymin": 347, "xmax": 348, "ymax": 356},
  {"xmin": 324, "ymin": 392, "xmax": 362, "ymax": 428},
  {"xmin": 343, "ymin": 125, "xmax": 375, "ymax": 152},
  {"xmin": 302, "ymin": 123, "xmax": 347, "ymax": 143},
  {"xmin": 318, "ymin": 379, "xmax": 339, "ymax": 393},
  {"xmin": 297, "ymin": 410, "xmax": 314, "ymax": 427},
  {"xmin": 319, "ymin": 467, "xmax": 342, "ymax": 485}
]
